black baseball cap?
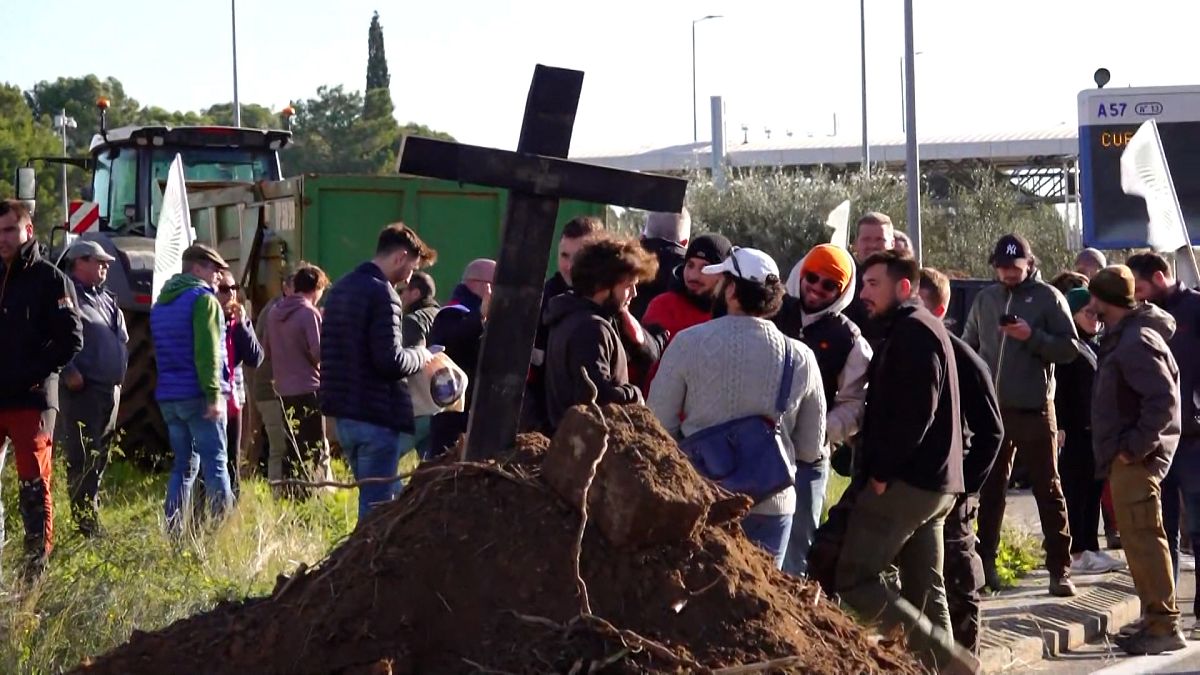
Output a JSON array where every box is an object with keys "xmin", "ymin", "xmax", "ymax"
[
  {"xmin": 685, "ymin": 233, "xmax": 733, "ymax": 265},
  {"xmin": 989, "ymin": 233, "xmax": 1032, "ymax": 266}
]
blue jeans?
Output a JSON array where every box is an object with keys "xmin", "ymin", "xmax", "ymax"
[
  {"xmin": 161, "ymin": 397, "xmax": 231, "ymax": 530},
  {"xmin": 334, "ymin": 418, "xmax": 413, "ymax": 519},
  {"xmin": 783, "ymin": 456, "xmax": 830, "ymax": 576},
  {"xmin": 742, "ymin": 513, "xmax": 794, "ymax": 569}
]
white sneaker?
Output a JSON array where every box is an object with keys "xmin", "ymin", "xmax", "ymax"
[
  {"xmin": 1090, "ymin": 550, "xmax": 1127, "ymax": 572},
  {"xmin": 1072, "ymin": 551, "xmax": 1120, "ymax": 574},
  {"xmin": 1071, "ymin": 552, "xmax": 1104, "ymax": 574}
]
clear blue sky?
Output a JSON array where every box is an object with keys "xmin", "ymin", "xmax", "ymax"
[{"xmin": 5, "ymin": 0, "xmax": 1198, "ymax": 155}]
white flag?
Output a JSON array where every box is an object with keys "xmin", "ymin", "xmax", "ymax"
[
  {"xmin": 1120, "ymin": 119, "xmax": 1200, "ymax": 288},
  {"xmin": 826, "ymin": 199, "xmax": 852, "ymax": 249},
  {"xmin": 152, "ymin": 154, "xmax": 197, "ymax": 304}
]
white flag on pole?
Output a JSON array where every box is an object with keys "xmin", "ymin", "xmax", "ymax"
[
  {"xmin": 1120, "ymin": 119, "xmax": 1200, "ymax": 288},
  {"xmin": 826, "ymin": 199, "xmax": 852, "ymax": 249},
  {"xmin": 152, "ymin": 154, "xmax": 196, "ymax": 304},
  {"xmin": 1121, "ymin": 120, "xmax": 1189, "ymax": 251}
]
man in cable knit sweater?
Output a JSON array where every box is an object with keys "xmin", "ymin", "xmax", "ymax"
[{"xmin": 648, "ymin": 247, "xmax": 826, "ymax": 568}]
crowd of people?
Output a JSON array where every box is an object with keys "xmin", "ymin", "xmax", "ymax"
[{"xmin": 2, "ymin": 193, "xmax": 1200, "ymax": 671}]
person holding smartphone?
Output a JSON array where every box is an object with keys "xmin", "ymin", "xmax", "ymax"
[{"xmin": 963, "ymin": 233, "xmax": 1082, "ymax": 597}]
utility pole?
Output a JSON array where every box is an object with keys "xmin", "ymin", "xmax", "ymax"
[
  {"xmin": 53, "ymin": 110, "xmax": 77, "ymax": 224},
  {"xmin": 903, "ymin": 0, "xmax": 921, "ymax": 263},
  {"xmin": 859, "ymin": 0, "xmax": 869, "ymax": 174},
  {"xmin": 231, "ymin": 0, "xmax": 242, "ymax": 127}
]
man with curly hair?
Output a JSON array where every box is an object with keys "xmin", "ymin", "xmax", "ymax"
[{"xmin": 543, "ymin": 235, "xmax": 658, "ymax": 430}]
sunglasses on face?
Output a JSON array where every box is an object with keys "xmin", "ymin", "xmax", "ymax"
[
  {"xmin": 218, "ymin": 284, "xmax": 239, "ymax": 294},
  {"xmin": 804, "ymin": 272, "xmax": 840, "ymax": 293}
]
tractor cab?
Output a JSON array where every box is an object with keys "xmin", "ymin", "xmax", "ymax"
[
  {"xmin": 14, "ymin": 99, "xmax": 294, "ymax": 308},
  {"xmin": 91, "ymin": 123, "xmax": 291, "ymax": 236}
]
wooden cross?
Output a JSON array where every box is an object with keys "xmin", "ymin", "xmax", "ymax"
[{"xmin": 397, "ymin": 64, "xmax": 687, "ymax": 460}]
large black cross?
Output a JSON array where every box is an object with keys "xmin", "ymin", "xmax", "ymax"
[{"xmin": 398, "ymin": 64, "xmax": 687, "ymax": 460}]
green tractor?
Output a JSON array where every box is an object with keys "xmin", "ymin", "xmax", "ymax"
[{"xmin": 15, "ymin": 98, "xmax": 293, "ymax": 462}]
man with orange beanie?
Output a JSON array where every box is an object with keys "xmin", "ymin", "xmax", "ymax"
[{"xmin": 774, "ymin": 243, "xmax": 873, "ymax": 577}]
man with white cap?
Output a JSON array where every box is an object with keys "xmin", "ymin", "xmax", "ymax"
[
  {"xmin": 59, "ymin": 240, "xmax": 128, "ymax": 537},
  {"xmin": 649, "ymin": 247, "xmax": 826, "ymax": 567}
]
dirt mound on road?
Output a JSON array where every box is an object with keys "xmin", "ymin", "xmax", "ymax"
[{"xmin": 75, "ymin": 404, "xmax": 921, "ymax": 675}]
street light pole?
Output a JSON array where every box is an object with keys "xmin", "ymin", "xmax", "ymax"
[
  {"xmin": 692, "ymin": 15, "xmax": 722, "ymax": 143},
  {"xmin": 859, "ymin": 0, "xmax": 869, "ymax": 174},
  {"xmin": 53, "ymin": 109, "xmax": 77, "ymax": 224},
  {"xmin": 903, "ymin": 0, "xmax": 921, "ymax": 263},
  {"xmin": 231, "ymin": 0, "xmax": 242, "ymax": 127}
]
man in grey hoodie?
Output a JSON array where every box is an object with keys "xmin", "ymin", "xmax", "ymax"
[{"xmin": 963, "ymin": 234, "xmax": 1080, "ymax": 597}]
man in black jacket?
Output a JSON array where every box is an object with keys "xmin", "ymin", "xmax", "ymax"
[
  {"xmin": 920, "ymin": 267, "xmax": 1005, "ymax": 656},
  {"xmin": 526, "ymin": 216, "xmax": 606, "ymax": 431},
  {"xmin": 0, "ymin": 200, "xmax": 83, "ymax": 574},
  {"xmin": 401, "ymin": 270, "xmax": 441, "ymax": 459},
  {"xmin": 320, "ymin": 223, "xmax": 436, "ymax": 518},
  {"xmin": 1129, "ymin": 252, "xmax": 1200, "ymax": 635},
  {"xmin": 835, "ymin": 251, "xmax": 975, "ymax": 673},
  {"xmin": 427, "ymin": 259, "xmax": 495, "ymax": 457},
  {"xmin": 543, "ymin": 236, "xmax": 658, "ymax": 431},
  {"xmin": 400, "ymin": 271, "xmax": 439, "ymax": 349},
  {"xmin": 629, "ymin": 209, "xmax": 690, "ymax": 320}
]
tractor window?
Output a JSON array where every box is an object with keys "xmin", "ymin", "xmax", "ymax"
[
  {"xmin": 149, "ymin": 147, "xmax": 275, "ymax": 226},
  {"xmin": 150, "ymin": 147, "xmax": 273, "ymax": 185},
  {"xmin": 107, "ymin": 148, "xmax": 139, "ymax": 231},
  {"xmin": 92, "ymin": 153, "xmax": 112, "ymax": 221}
]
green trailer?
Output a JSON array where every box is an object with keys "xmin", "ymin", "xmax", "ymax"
[{"xmin": 188, "ymin": 173, "xmax": 605, "ymax": 310}]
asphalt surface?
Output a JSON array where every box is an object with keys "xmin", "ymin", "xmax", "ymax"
[{"xmin": 1003, "ymin": 490, "xmax": 1200, "ymax": 674}]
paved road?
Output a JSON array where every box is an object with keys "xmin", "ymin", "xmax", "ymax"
[{"xmin": 1002, "ymin": 491, "xmax": 1200, "ymax": 674}]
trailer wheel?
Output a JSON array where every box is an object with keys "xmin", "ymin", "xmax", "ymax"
[{"xmin": 117, "ymin": 312, "xmax": 171, "ymax": 469}]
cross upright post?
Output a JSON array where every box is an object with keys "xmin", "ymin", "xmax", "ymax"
[{"xmin": 397, "ymin": 64, "xmax": 687, "ymax": 461}]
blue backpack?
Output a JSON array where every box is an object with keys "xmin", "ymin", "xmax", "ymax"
[{"xmin": 679, "ymin": 345, "xmax": 797, "ymax": 503}]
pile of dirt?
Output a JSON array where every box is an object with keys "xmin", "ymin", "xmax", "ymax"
[{"xmin": 75, "ymin": 404, "xmax": 922, "ymax": 675}]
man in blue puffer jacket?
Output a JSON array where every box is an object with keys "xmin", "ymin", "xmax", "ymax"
[
  {"xmin": 321, "ymin": 223, "xmax": 436, "ymax": 519},
  {"xmin": 150, "ymin": 244, "xmax": 233, "ymax": 532}
]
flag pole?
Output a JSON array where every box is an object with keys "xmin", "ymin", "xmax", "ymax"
[{"xmin": 1148, "ymin": 120, "xmax": 1200, "ymax": 287}]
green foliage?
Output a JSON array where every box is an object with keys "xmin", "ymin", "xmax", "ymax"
[
  {"xmin": 366, "ymin": 11, "xmax": 391, "ymax": 92},
  {"xmin": 994, "ymin": 526, "xmax": 1041, "ymax": 588},
  {"xmin": 285, "ymin": 86, "xmax": 454, "ymax": 177},
  {"xmin": 25, "ymin": 75, "xmax": 141, "ymax": 151},
  {"xmin": 822, "ymin": 471, "xmax": 851, "ymax": 524},
  {"xmin": 0, "ymin": 83, "xmax": 65, "ymax": 233},
  {"xmin": 922, "ymin": 172, "xmax": 1072, "ymax": 278},
  {"xmin": 203, "ymin": 102, "xmax": 279, "ymax": 129},
  {"xmin": 134, "ymin": 106, "xmax": 211, "ymax": 128},
  {"xmin": 0, "ymin": 460, "xmax": 359, "ymax": 673},
  {"xmin": 684, "ymin": 168, "xmax": 1073, "ymax": 278}
]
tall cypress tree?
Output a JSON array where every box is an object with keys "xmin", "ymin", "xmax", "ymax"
[{"xmin": 366, "ymin": 12, "xmax": 390, "ymax": 91}]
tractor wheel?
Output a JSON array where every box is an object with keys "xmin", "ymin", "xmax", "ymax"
[{"xmin": 117, "ymin": 311, "xmax": 171, "ymax": 469}]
